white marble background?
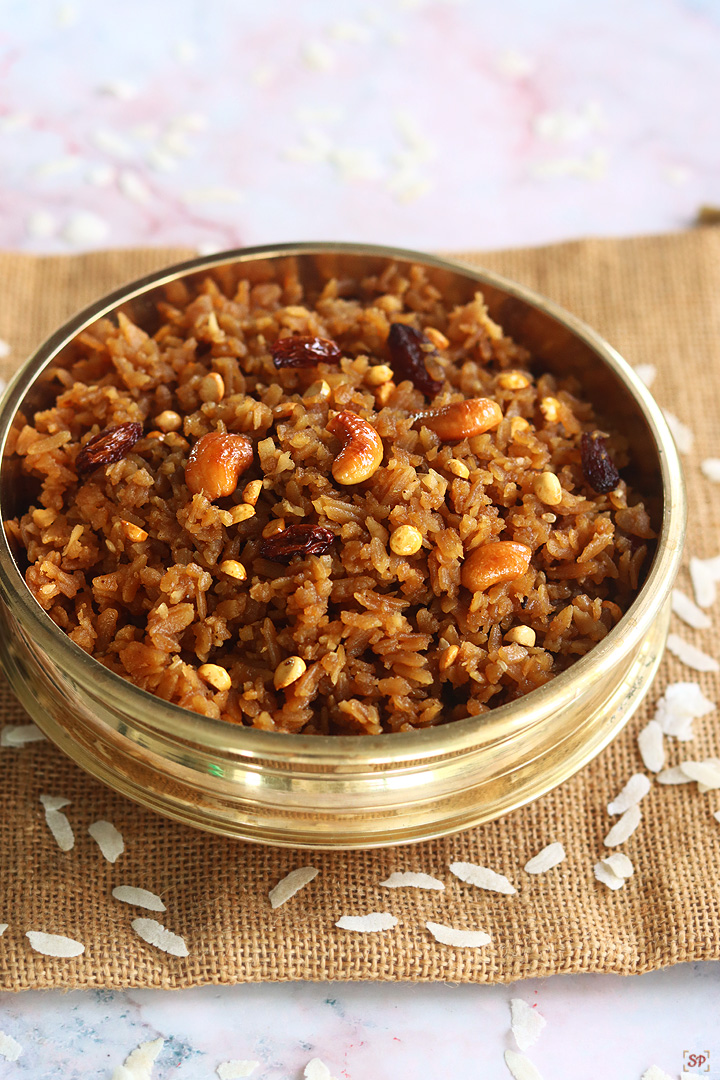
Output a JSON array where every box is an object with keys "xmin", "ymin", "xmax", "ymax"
[{"xmin": 1, "ymin": 1, "xmax": 720, "ymax": 1076}]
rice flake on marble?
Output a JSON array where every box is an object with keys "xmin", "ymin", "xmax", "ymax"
[
  {"xmin": 335, "ymin": 913, "xmax": 398, "ymax": 933},
  {"xmin": 450, "ymin": 861, "xmax": 516, "ymax": 894},
  {"xmin": 26, "ymin": 930, "xmax": 85, "ymax": 957},
  {"xmin": 217, "ymin": 1062, "xmax": 259, "ymax": 1079},
  {"xmin": 39, "ymin": 794, "xmax": 74, "ymax": 851},
  {"xmin": 0, "ymin": 1031, "xmax": 22, "ymax": 1062},
  {"xmin": 112, "ymin": 886, "xmax": 165, "ymax": 912},
  {"xmin": 523, "ymin": 843, "xmax": 566, "ymax": 874},
  {"xmin": 1, "ymin": 723, "xmax": 46, "ymax": 747},
  {"xmin": 425, "ymin": 921, "xmax": 492, "ymax": 948},
  {"xmin": 603, "ymin": 805, "xmax": 641, "ymax": 847},
  {"xmin": 111, "ymin": 1037, "xmax": 164, "ymax": 1080},
  {"xmin": 379, "ymin": 871, "xmax": 445, "ymax": 890},
  {"xmin": 633, "ymin": 363, "xmax": 657, "ymax": 388},
  {"xmin": 641, "ymin": 1067, "xmax": 674, "ymax": 1080},
  {"xmin": 0, "ymin": 339, "xmax": 10, "ymax": 359},
  {"xmin": 88, "ymin": 820, "xmax": 124, "ymax": 863},
  {"xmin": 269, "ymin": 866, "xmax": 319, "ymax": 908},
  {"xmin": 62, "ymin": 211, "xmax": 109, "ymax": 247},
  {"xmin": 504, "ymin": 1048, "xmax": 544, "ymax": 1080},
  {"xmin": 607, "ymin": 773, "xmax": 651, "ymax": 815},
  {"xmin": 304, "ymin": 1059, "xmax": 338, "ymax": 1080},
  {"xmin": 510, "ymin": 998, "xmax": 546, "ymax": 1051},
  {"xmin": 0, "ymin": 924, "xmax": 7, "ymax": 935},
  {"xmin": 665, "ymin": 634, "xmax": 719, "ymax": 673},
  {"xmin": 131, "ymin": 918, "xmax": 189, "ymax": 957}
]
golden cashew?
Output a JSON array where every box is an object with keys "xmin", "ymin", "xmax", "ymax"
[
  {"xmin": 461, "ymin": 540, "xmax": 532, "ymax": 593},
  {"xmin": 185, "ymin": 432, "xmax": 253, "ymax": 500},
  {"xmin": 327, "ymin": 410, "xmax": 384, "ymax": 485},
  {"xmin": 413, "ymin": 397, "xmax": 502, "ymax": 441}
]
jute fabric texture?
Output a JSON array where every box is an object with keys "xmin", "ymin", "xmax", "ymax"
[{"xmin": 0, "ymin": 232, "xmax": 718, "ymax": 990}]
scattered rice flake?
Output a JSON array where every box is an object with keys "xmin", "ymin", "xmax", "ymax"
[
  {"xmin": 666, "ymin": 633, "xmax": 719, "ymax": 673},
  {"xmin": 634, "ymin": 363, "xmax": 657, "ymax": 388},
  {"xmin": 56, "ymin": 3, "xmax": 78, "ymax": 26},
  {"xmin": 329, "ymin": 20, "xmax": 372, "ymax": 41},
  {"xmin": 196, "ymin": 242, "xmax": 223, "ymax": 256},
  {"xmin": 450, "ymin": 861, "xmax": 516, "ymax": 894},
  {"xmin": 217, "ymin": 1062, "xmax": 259, "ymax": 1080},
  {"xmin": 637, "ymin": 720, "xmax": 665, "ymax": 773},
  {"xmin": 656, "ymin": 765, "xmax": 694, "ymax": 785},
  {"xmin": 113, "ymin": 886, "xmax": 165, "ymax": 912},
  {"xmin": 173, "ymin": 38, "xmax": 197, "ymax": 64},
  {"xmin": 0, "ymin": 339, "xmax": 10, "ymax": 359},
  {"xmin": 250, "ymin": 64, "xmax": 275, "ymax": 87},
  {"xmin": 662, "ymin": 409, "xmax": 694, "ymax": 454},
  {"xmin": 62, "ymin": 211, "xmax": 109, "ymax": 247},
  {"xmin": 25, "ymin": 211, "xmax": 58, "ymax": 240},
  {"xmin": 593, "ymin": 861, "xmax": 625, "ymax": 890},
  {"xmin": 0, "ymin": 111, "xmax": 32, "ymax": 132},
  {"xmin": 0, "ymin": 924, "xmax": 7, "ymax": 935},
  {"xmin": 182, "ymin": 186, "xmax": 244, "ymax": 204},
  {"xmin": 425, "ymin": 921, "xmax": 492, "ymax": 948},
  {"xmin": 690, "ymin": 554, "xmax": 720, "ymax": 609},
  {"xmin": 26, "ymin": 930, "xmax": 85, "ymax": 957},
  {"xmin": 112, "ymin": 1037, "xmax": 164, "ymax": 1080},
  {"xmin": 510, "ymin": 998, "xmax": 546, "ymax": 1051},
  {"xmin": 118, "ymin": 170, "xmax": 151, "ymax": 203},
  {"xmin": 504, "ymin": 1048, "xmax": 544, "ymax": 1080},
  {"xmin": 701, "ymin": 458, "xmax": 720, "ymax": 483},
  {"xmin": 523, "ymin": 842, "xmax": 565, "ymax": 874},
  {"xmin": 99, "ymin": 79, "xmax": 138, "ymax": 101},
  {"xmin": 654, "ymin": 681, "xmax": 715, "ymax": 740},
  {"xmin": 496, "ymin": 49, "xmax": 536, "ymax": 78},
  {"xmin": 304, "ymin": 1060, "xmax": 337, "ymax": 1080},
  {"xmin": 0, "ymin": 1031, "xmax": 22, "ymax": 1062},
  {"xmin": 603, "ymin": 804, "xmax": 641, "ymax": 847},
  {"xmin": 88, "ymin": 820, "xmax": 124, "ymax": 863},
  {"xmin": 335, "ymin": 913, "xmax": 398, "ymax": 933},
  {"xmin": 672, "ymin": 590, "xmax": 712, "ymax": 630},
  {"xmin": 714, "ymin": 810, "xmax": 720, "ymax": 824},
  {"xmin": 607, "ymin": 773, "xmax": 651, "ymax": 815},
  {"xmin": 86, "ymin": 164, "xmax": 117, "ymax": 187},
  {"xmin": 330, "ymin": 146, "xmax": 384, "ymax": 182},
  {"xmin": 269, "ymin": 866, "xmax": 319, "ymax": 908},
  {"xmin": 379, "ymin": 871, "xmax": 445, "ymax": 890},
  {"xmin": 40, "ymin": 794, "xmax": 74, "ymax": 851},
  {"xmin": 146, "ymin": 147, "xmax": 177, "ymax": 172},
  {"xmin": 91, "ymin": 128, "xmax": 134, "ymax": 160},
  {"xmin": 35, "ymin": 158, "xmax": 80, "ymax": 182},
  {"xmin": 602, "ymin": 852, "xmax": 634, "ymax": 878},
  {"xmin": 301, "ymin": 40, "xmax": 335, "ymax": 70},
  {"xmin": 530, "ymin": 148, "xmax": 608, "ymax": 181},
  {"xmin": 679, "ymin": 759, "xmax": 720, "ymax": 790},
  {"xmin": 1, "ymin": 723, "xmax": 46, "ymax": 746},
  {"xmin": 641, "ymin": 1067, "xmax": 674, "ymax": 1080},
  {"xmin": 131, "ymin": 918, "xmax": 189, "ymax": 957}
]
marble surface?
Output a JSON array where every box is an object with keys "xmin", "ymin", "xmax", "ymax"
[
  {"xmin": 1, "ymin": 2, "xmax": 720, "ymax": 1077},
  {"xmin": 1, "ymin": 964, "xmax": 719, "ymax": 1079},
  {"xmin": 0, "ymin": 0, "xmax": 718, "ymax": 256}
]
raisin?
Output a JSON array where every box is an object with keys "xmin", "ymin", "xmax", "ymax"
[
  {"xmin": 75, "ymin": 421, "xmax": 143, "ymax": 474},
  {"xmin": 386, "ymin": 323, "xmax": 442, "ymax": 398},
  {"xmin": 272, "ymin": 335, "xmax": 342, "ymax": 369},
  {"xmin": 259, "ymin": 523, "xmax": 335, "ymax": 562},
  {"xmin": 581, "ymin": 431, "xmax": 620, "ymax": 494}
]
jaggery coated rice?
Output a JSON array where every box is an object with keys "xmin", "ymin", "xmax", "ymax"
[{"xmin": 4, "ymin": 263, "xmax": 655, "ymax": 735}]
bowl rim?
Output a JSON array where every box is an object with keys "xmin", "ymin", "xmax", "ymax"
[{"xmin": 0, "ymin": 240, "xmax": 687, "ymax": 764}]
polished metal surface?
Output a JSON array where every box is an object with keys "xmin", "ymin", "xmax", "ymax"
[{"xmin": 0, "ymin": 243, "xmax": 687, "ymax": 848}]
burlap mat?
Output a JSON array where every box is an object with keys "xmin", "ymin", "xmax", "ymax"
[{"xmin": 1, "ymin": 233, "xmax": 719, "ymax": 991}]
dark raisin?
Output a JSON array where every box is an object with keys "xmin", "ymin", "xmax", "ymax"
[
  {"xmin": 272, "ymin": 336, "xmax": 342, "ymax": 369},
  {"xmin": 581, "ymin": 431, "xmax": 620, "ymax": 494},
  {"xmin": 386, "ymin": 323, "xmax": 442, "ymax": 398},
  {"xmin": 75, "ymin": 422, "xmax": 143, "ymax": 474},
  {"xmin": 259, "ymin": 524, "xmax": 335, "ymax": 562}
]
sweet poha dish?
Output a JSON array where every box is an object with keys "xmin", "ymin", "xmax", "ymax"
[{"xmin": 4, "ymin": 263, "xmax": 655, "ymax": 734}]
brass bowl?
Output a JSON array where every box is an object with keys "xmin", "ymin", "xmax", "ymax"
[{"xmin": 0, "ymin": 243, "xmax": 686, "ymax": 849}]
